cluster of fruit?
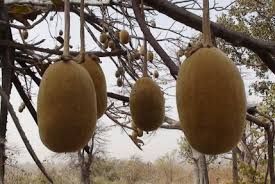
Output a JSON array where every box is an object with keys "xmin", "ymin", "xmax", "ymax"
[
  {"xmin": 36, "ymin": 27, "xmax": 246, "ymax": 156},
  {"xmin": 37, "ymin": 54, "xmax": 107, "ymax": 153}
]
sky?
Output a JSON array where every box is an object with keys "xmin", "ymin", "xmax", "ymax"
[{"xmin": 3, "ymin": 0, "xmax": 263, "ymax": 166}]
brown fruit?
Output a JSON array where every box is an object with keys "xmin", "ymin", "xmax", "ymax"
[
  {"xmin": 108, "ymin": 40, "xmax": 116, "ymax": 50},
  {"xmin": 100, "ymin": 32, "xmax": 108, "ymax": 43},
  {"xmin": 115, "ymin": 70, "xmax": 121, "ymax": 78},
  {"xmin": 118, "ymin": 67, "xmax": 125, "ymax": 75},
  {"xmin": 130, "ymin": 77, "xmax": 165, "ymax": 131},
  {"xmin": 22, "ymin": 29, "xmax": 28, "ymax": 40},
  {"xmin": 153, "ymin": 70, "xmax": 159, "ymax": 78},
  {"xmin": 176, "ymin": 47, "xmax": 247, "ymax": 155},
  {"xmin": 37, "ymin": 60, "xmax": 97, "ymax": 153},
  {"xmin": 117, "ymin": 78, "xmax": 123, "ymax": 87},
  {"xmin": 147, "ymin": 51, "xmax": 154, "ymax": 62},
  {"xmin": 119, "ymin": 30, "xmax": 130, "ymax": 44},
  {"xmin": 18, "ymin": 102, "xmax": 25, "ymax": 113},
  {"xmin": 78, "ymin": 54, "xmax": 107, "ymax": 119},
  {"xmin": 134, "ymin": 51, "xmax": 141, "ymax": 60},
  {"xmin": 59, "ymin": 30, "xmax": 63, "ymax": 36}
]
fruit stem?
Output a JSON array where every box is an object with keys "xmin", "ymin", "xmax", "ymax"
[
  {"xmin": 63, "ymin": 0, "xmax": 70, "ymax": 57},
  {"xmin": 141, "ymin": 0, "xmax": 148, "ymax": 77},
  {"xmin": 202, "ymin": 0, "xmax": 212, "ymax": 47},
  {"xmin": 79, "ymin": 0, "xmax": 85, "ymax": 62}
]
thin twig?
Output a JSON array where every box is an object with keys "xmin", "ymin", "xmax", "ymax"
[
  {"xmin": 79, "ymin": 0, "xmax": 85, "ymax": 62},
  {"xmin": 141, "ymin": 0, "xmax": 148, "ymax": 77},
  {"xmin": 0, "ymin": 86, "xmax": 53, "ymax": 183}
]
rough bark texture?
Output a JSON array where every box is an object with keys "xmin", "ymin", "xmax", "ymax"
[
  {"xmin": 0, "ymin": 2, "xmax": 14, "ymax": 183},
  {"xmin": 191, "ymin": 148, "xmax": 209, "ymax": 184},
  {"xmin": 232, "ymin": 147, "xmax": 239, "ymax": 184},
  {"xmin": 266, "ymin": 126, "xmax": 275, "ymax": 184}
]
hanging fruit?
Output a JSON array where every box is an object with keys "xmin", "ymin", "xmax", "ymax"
[
  {"xmin": 117, "ymin": 78, "xmax": 123, "ymax": 87},
  {"xmin": 77, "ymin": 54, "xmax": 107, "ymax": 119},
  {"xmin": 99, "ymin": 32, "xmax": 108, "ymax": 43},
  {"xmin": 176, "ymin": 0, "xmax": 246, "ymax": 155},
  {"xmin": 130, "ymin": 77, "xmax": 165, "ymax": 131},
  {"xmin": 119, "ymin": 30, "xmax": 130, "ymax": 44},
  {"xmin": 147, "ymin": 51, "xmax": 154, "ymax": 62},
  {"xmin": 37, "ymin": 60, "xmax": 97, "ymax": 152}
]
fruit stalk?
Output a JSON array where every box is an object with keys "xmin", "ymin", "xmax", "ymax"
[
  {"xmin": 202, "ymin": 0, "xmax": 212, "ymax": 47},
  {"xmin": 63, "ymin": 0, "xmax": 70, "ymax": 57},
  {"xmin": 141, "ymin": 0, "xmax": 148, "ymax": 77},
  {"xmin": 79, "ymin": 0, "xmax": 85, "ymax": 62}
]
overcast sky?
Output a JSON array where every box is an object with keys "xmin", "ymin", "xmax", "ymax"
[{"xmin": 4, "ymin": 0, "xmax": 263, "ymax": 165}]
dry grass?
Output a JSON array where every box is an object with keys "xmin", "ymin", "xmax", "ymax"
[{"xmin": 4, "ymin": 160, "xmax": 233, "ymax": 184}]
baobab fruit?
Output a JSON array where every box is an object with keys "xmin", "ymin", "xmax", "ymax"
[
  {"xmin": 59, "ymin": 30, "xmax": 63, "ymax": 36},
  {"xmin": 77, "ymin": 54, "xmax": 107, "ymax": 119},
  {"xmin": 115, "ymin": 70, "xmax": 121, "ymax": 78},
  {"xmin": 134, "ymin": 50, "xmax": 141, "ymax": 60},
  {"xmin": 118, "ymin": 67, "xmax": 125, "ymax": 75},
  {"xmin": 100, "ymin": 32, "xmax": 108, "ymax": 43},
  {"xmin": 108, "ymin": 40, "xmax": 116, "ymax": 50},
  {"xmin": 117, "ymin": 78, "xmax": 123, "ymax": 87},
  {"xmin": 153, "ymin": 70, "xmax": 159, "ymax": 78},
  {"xmin": 18, "ymin": 102, "xmax": 25, "ymax": 113},
  {"xmin": 119, "ymin": 30, "xmax": 130, "ymax": 44},
  {"xmin": 37, "ymin": 60, "xmax": 97, "ymax": 153},
  {"xmin": 22, "ymin": 29, "xmax": 28, "ymax": 40},
  {"xmin": 176, "ymin": 47, "xmax": 247, "ymax": 155},
  {"xmin": 150, "ymin": 20, "xmax": 156, "ymax": 27},
  {"xmin": 147, "ymin": 51, "xmax": 154, "ymax": 62},
  {"xmin": 130, "ymin": 77, "xmax": 165, "ymax": 131}
]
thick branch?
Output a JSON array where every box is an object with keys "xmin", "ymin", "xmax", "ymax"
[
  {"xmin": 132, "ymin": 0, "xmax": 178, "ymax": 78},
  {"xmin": 0, "ymin": 40, "xmax": 127, "ymax": 57},
  {"xmin": 0, "ymin": 86, "xmax": 53, "ymax": 183},
  {"xmin": 143, "ymin": 0, "xmax": 275, "ymax": 74},
  {"xmin": 0, "ymin": 4, "xmax": 14, "ymax": 182}
]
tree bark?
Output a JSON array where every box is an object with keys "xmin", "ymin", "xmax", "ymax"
[
  {"xmin": 232, "ymin": 147, "xmax": 239, "ymax": 184},
  {"xmin": 265, "ymin": 126, "xmax": 275, "ymax": 184},
  {"xmin": 0, "ymin": 2, "xmax": 14, "ymax": 183},
  {"xmin": 192, "ymin": 148, "xmax": 209, "ymax": 184}
]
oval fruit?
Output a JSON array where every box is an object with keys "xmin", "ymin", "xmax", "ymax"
[
  {"xmin": 176, "ymin": 47, "xmax": 247, "ymax": 155},
  {"xmin": 119, "ymin": 30, "xmax": 130, "ymax": 44},
  {"xmin": 130, "ymin": 77, "xmax": 165, "ymax": 131},
  {"xmin": 79, "ymin": 54, "xmax": 107, "ymax": 119},
  {"xmin": 37, "ymin": 60, "xmax": 97, "ymax": 153}
]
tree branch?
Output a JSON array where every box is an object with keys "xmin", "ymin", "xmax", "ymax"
[
  {"xmin": 0, "ymin": 86, "xmax": 53, "ymax": 183},
  {"xmin": 132, "ymin": 0, "xmax": 178, "ymax": 79},
  {"xmin": 143, "ymin": 0, "xmax": 275, "ymax": 74}
]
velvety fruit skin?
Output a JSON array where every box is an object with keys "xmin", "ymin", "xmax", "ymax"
[
  {"xmin": 37, "ymin": 60, "xmax": 97, "ymax": 153},
  {"xmin": 119, "ymin": 30, "xmax": 129, "ymax": 44},
  {"xmin": 176, "ymin": 47, "xmax": 247, "ymax": 155},
  {"xmin": 130, "ymin": 77, "xmax": 165, "ymax": 131},
  {"xmin": 99, "ymin": 33, "xmax": 108, "ymax": 43},
  {"xmin": 80, "ymin": 54, "xmax": 107, "ymax": 119}
]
